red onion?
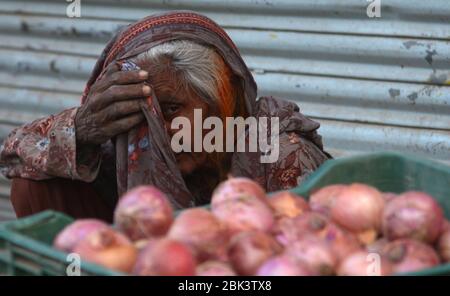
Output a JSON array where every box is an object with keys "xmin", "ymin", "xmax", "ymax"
[
  {"xmin": 331, "ymin": 183, "xmax": 384, "ymax": 236},
  {"xmin": 274, "ymin": 212, "xmax": 361, "ymax": 261},
  {"xmin": 196, "ymin": 261, "xmax": 237, "ymax": 276},
  {"xmin": 274, "ymin": 212, "xmax": 329, "ymax": 245},
  {"xmin": 382, "ymin": 192, "xmax": 397, "ymax": 203},
  {"xmin": 114, "ymin": 186, "xmax": 173, "ymax": 241},
  {"xmin": 228, "ymin": 231, "xmax": 283, "ymax": 275},
  {"xmin": 73, "ymin": 227, "xmax": 138, "ymax": 273},
  {"xmin": 337, "ymin": 250, "xmax": 393, "ymax": 276},
  {"xmin": 382, "ymin": 191, "xmax": 443, "ymax": 244},
  {"xmin": 268, "ymin": 191, "xmax": 309, "ymax": 219},
  {"xmin": 168, "ymin": 208, "xmax": 229, "ymax": 262},
  {"xmin": 54, "ymin": 219, "xmax": 109, "ymax": 252},
  {"xmin": 318, "ymin": 221, "xmax": 363, "ymax": 262},
  {"xmin": 437, "ymin": 229, "xmax": 450, "ymax": 262},
  {"xmin": 133, "ymin": 238, "xmax": 196, "ymax": 276},
  {"xmin": 383, "ymin": 239, "xmax": 440, "ymax": 274},
  {"xmin": 211, "ymin": 177, "xmax": 267, "ymax": 208},
  {"xmin": 212, "ymin": 195, "xmax": 274, "ymax": 234},
  {"xmin": 440, "ymin": 219, "xmax": 450, "ymax": 234},
  {"xmin": 309, "ymin": 184, "xmax": 346, "ymax": 216},
  {"xmin": 256, "ymin": 255, "xmax": 312, "ymax": 276},
  {"xmin": 285, "ymin": 236, "xmax": 337, "ymax": 275}
]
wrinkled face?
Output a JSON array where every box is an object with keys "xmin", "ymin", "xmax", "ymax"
[{"xmin": 139, "ymin": 62, "xmax": 218, "ymax": 176}]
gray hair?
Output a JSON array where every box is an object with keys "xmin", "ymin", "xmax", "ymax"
[{"xmin": 132, "ymin": 40, "xmax": 226, "ymax": 108}]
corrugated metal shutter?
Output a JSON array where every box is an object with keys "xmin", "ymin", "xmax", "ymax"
[{"xmin": 0, "ymin": 0, "xmax": 449, "ymax": 221}]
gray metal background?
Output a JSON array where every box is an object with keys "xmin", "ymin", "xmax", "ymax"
[{"xmin": 0, "ymin": 0, "xmax": 449, "ymax": 221}]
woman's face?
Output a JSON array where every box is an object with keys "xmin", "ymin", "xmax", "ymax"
[{"xmin": 140, "ymin": 63, "xmax": 216, "ymax": 176}]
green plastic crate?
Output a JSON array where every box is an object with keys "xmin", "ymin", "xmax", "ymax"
[
  {"xmin": 0, "ymin": 210, "xmax": 122, "ymax": 276},
  {"xmin": 0, "ymin": 151, "xmax": 449, "ymax": 276}
]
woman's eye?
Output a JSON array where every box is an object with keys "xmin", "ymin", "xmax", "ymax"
[{"xmin": 162, "ymin": 104, "xmax": 181, "ymax": 118}]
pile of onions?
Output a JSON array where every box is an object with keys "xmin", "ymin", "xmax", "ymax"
[
  {"xmin": 114, "ymin": 186, "xmax": 173, "ymax": 241},
  {"xmin": 330, "ymin": 183, "xmax": 385, "ymax": 244},
  {"xmin": 72, "ymin": 227, "xmax": 138, "ymax": 273},
  {"xmin": 309, "ymin": 184, "xmax": 345, "ymax": 216},
  {"xmin": 256, "ymin": 255, "xmax": 312, "ymax": 276},
  {"xmin": 285, "ymin": 235, "xmax": 337, "ymax": 275},
  {"xmin": 133, "ymin": 239, "xmax": 196, "ymax": 276},
  {"xmin": 337, "ymin": 250, "xmax": 393, "ymax": 276},
  {"xmin": 168, "ymin": 208, "xmax": 229, "ymax": 262},
  {"xmin": 196, "ymin": 261, "xmax": 236, "ymax": 276},
  {"xmin": 52, "ymin": 175, "xmax": 449, "ymax": 276},
  {"xmin": 268, "ymin": 191, "xmax": 309, "ymax": 219},
  {"xmin": 382, "ymin": 239, "xmax": 440, "ymax": 273},
  {"xmin": 54, "ymin": 219, "xmax": 109, "ymax": 252},
  {"xmin": 382, "ymin": 191, "xmax": 443, "ymax": 244},
  {"xmin": 228, "ymin": 231, "xmax": 282, "ymax": 275}
]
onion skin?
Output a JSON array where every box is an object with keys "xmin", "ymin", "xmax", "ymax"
[
  {"xmin": 168, "ymin": 208, "xmax": 229, "ymax": 262},
  {"xmin": 133, "ymin": 239, "xmax": 196, "ymax": 276},
  {"xmin": 196, "ymin": 261, "xmax": 237, "ymax": 276},
  {"xmin": 337, "ymin": 251, "xmax": 393, "ymax": 276},
  {"xmin": 274, "ymin": 212, "xmax": 329, "ymax": 245},
  {"xmin": 382, "ymin": 191, "xmax": 443, "ymax": 244},
  {"xmin": 440, "ymin": 219, "xmax": 450, "ymax": 233},
  {"xmin": 114, "ymin": 186, "xmax": 173, "ymax": 241},
  {"xmin": 274, "ymin": 212, "xmax": 361, "ymax": 262},
  {"xmin": 228, "ymin": 231, "xmax": 283, "ymax": 275},
  {"xmin": 73, "ymin": 227, "xmax": 138, "ymax": 273},
  {"xmin": 256, "ymin": 255, "xmax": 312, "ymax": 276},
  {"xmin": 285, "ymin": 236, "xmax": 337, "ymax": 275},
  {"xmin": 53, "ymin": 219, "xmax": 109, "ymax": 252},
  {"xmin": 331, "ymin": 183, "xmax": 385, "ymax": 233},
  {"xmin": 437, "ymin": 230, "xmax": 450, "ymax": 263},
  {"xmin": 212, "ymin": 195, "xmax": 275, "ymax": 234},
  {"xmin": 268, "ymin": 191, "xmax": 309, "ymax": 219},
  {"xmin": 382, "ymin": 192, "xmax": 397, "ymax": 203},
  {"xmin": 211, "ymin": 177, "xmax": 268, "ymax": 208},
  {"xmin": 318, "ymin": 222, "xmax": 363, "ymax": 262},
  {"xmin": 309, "ymin": 184, "xmax": 346, "ymax": 216},
  {"xmin": 383, "ymin": 239, "xmax": 440, "ymax": 274}
]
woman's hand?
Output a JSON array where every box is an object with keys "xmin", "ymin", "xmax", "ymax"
[{"xmin": 75, "ymin": 63, "xmax": 151, "ymax": 145}]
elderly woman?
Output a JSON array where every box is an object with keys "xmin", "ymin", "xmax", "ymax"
[{"xmin": 0, "ymin": 11, "xmax": 330, "ymax": 222}]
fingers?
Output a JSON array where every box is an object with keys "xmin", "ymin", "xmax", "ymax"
[
  {"xmin": 88, "ymin": 63, "xmax": 120, "ymax": 94},
  {"xmin": 90, "ymin": 64, "xmax": 148, "ymax": 94},
  {"xmin": 90, "ymin": 83, "xmax": 152, "ymax": 111},
  {"xmin": 103, "ymin": 62, "xmax": 121, "ymax": 77},
  {"xmin": 103, "ymin": 112, "xmax": 145, "ymax": 137},
  {"xmin": 94, "ymin": 99, "xmax": 143, "ymax": 122},
  {"xmin": 109, "ymin": 69, "xmax": 149, "ymax": 86}
]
